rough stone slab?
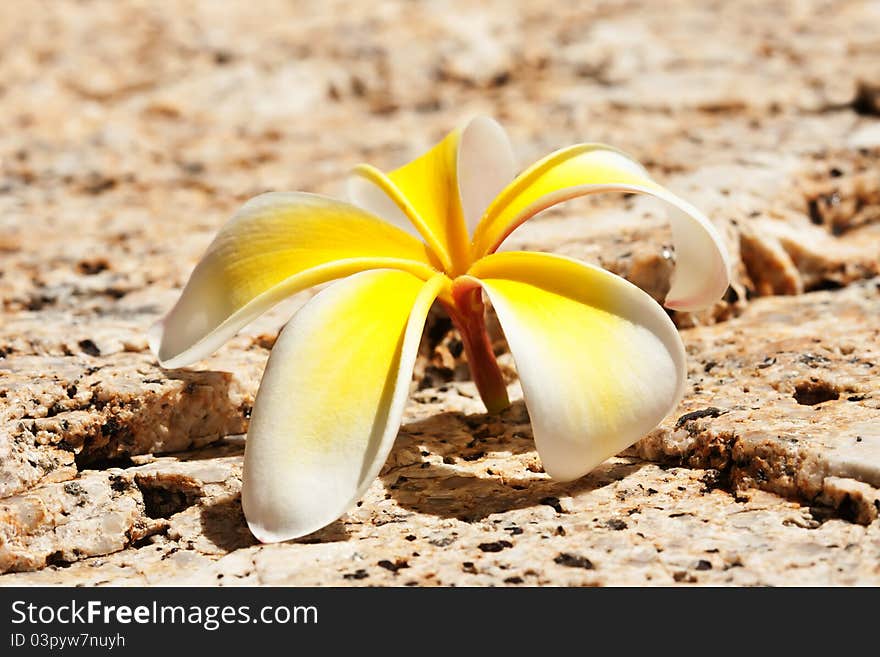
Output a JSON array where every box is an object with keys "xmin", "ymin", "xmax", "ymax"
[
  {"xmin": 0, "ymin": 442, "xmax": 244, "ymax": 574},
  {"xmin": 2, "ymin": 0, "xmax": 880, "ymax": 585},
  {"xmin": 638, "ymin": 280, "xmax": 880, "ymax": 522},
  {"xmin": 0, "ymin": 470, "xmax": 161, "ymax": 573},
  {"xmin": 0, "ymin": 335, "xmax": 262, "ymax": 498},
  {"xmin": 3, "ymin": 442, "xmax": 879, "ymax": 586},
  {"xmin": 1, "ymin": 283, "xmax": 879, "ymax": 584}
]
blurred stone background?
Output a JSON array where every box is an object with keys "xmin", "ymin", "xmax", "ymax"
[{"xmin": 1, "ymin": 0, "xmax": 878, "ymax": 585}]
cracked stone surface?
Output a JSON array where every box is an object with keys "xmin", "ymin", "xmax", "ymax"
[
  {"xmin": 1, "ymin": 0, "xmax": 879, "ymax": 585},
  {"xmin": 638, "ymin": 280, "xmax": 880, "ymax": 525}
]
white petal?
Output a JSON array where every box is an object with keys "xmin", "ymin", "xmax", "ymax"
[
  {"xmin": 152, "ymin": 191, "xmax": 434, "ymax": 369},
  {"xmin": 457, "ymin": 116, "xmax": 517, "ymax": 235},
  {"xmin": 470, "ymin": 251, "xmax": 686, "ymax": 481},
  {"xmin": 346, "ymin": 172, "xmax": 424, "ymax": 240},
  {"xmin": 471, "ymin": 145, "xmax": 731, "ymax": 311},
  {"xmin": 242, "ymin": 270, "xmax": 444, "ymax": 542}
]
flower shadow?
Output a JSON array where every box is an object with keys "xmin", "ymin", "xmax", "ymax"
[
  {"xmin": 199, "ymin": 494, "xmax": 259, "ymax": 552},
  {"xmin": 199, "ymin": 493, "xmax": 351, "ymax": 551},
  {"xmin": 380, "ymin": 400, "xmax": 645, "ymax": 522},
  {"xmin": 197, "ymin": 400, "xmax": 644, "ymax": 546}
]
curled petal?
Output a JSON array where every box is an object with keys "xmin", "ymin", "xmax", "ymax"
[
  {"xmin": 242, "ymin": 270, "xmax": 446, "ymax": 542},
  {"xmin": 471, "ymin": 145, "xmax": 731, "ymax": 311},
  {"xmin": 470, "ymin": 251, "xmax": 686, "ymax": 481},
  {"xmin": 151, "ymin": 192, "xmax": 437, "ymax": 369},
  {"xmin": 347, "ymin": 116, "xmax": 516, "ymax": 274},
  {"xmin": 457, "ymin": 116, "xmax": 516, "ymax": 235},
  {"xmin": 346, "ymin": 168, "xmax": 424, "ymax": 241}
]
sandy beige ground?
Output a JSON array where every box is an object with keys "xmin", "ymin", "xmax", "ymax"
[{"xmin": 1, "ymin": 0, "xmax": 879, "ymax": 585}]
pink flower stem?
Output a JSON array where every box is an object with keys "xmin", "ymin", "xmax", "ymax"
[{"xmin": 441, "ymin": 280, "xmax": 510, "ymax": 415}]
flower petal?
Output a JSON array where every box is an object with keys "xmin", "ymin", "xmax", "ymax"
[
  {"xmin": 242, "ymin": 269, "xmax": 446, "ymax": 542},
  {"xmin": 347, "ymin": 128, "xmax": 466, "ymax": 272},
  {"xmin": 346, "ymin": 170, "xmax": 424, "ymax": 240},
  {"xmin": 347, "ymin": 117, "xmax": 516, "ymax": 274},
  {"xmin": 151, "ymin": 192, "xmax": 437, "ymax": 369},
  {"xmin": 470, "ymin": 251, "xmax": 686, "ymax": 481},
  {"xmin": 457, "ymin": 116, "xmax": 516, "ymax": 235},
  {"xmin": 471, "ymin": 144, "xmax": 731, "ymax": 311}
]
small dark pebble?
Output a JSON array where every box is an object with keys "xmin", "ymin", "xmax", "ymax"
[
  {"xmin": 799, "ymin": 352, "xmax": 831, "ymax": 367},
  {"xmin": 695, "ymin": 560, "xmax": 713, "ymax": 571},
  {"xmin": 83, "ymin": 176, "xmax": 117, "ymax": 195},
  {"xmin": 342, "ymin": 569, "xmax": 369, "ymax": 580},
  {"xmin": 675, "ymin": 407, "xmax": 724, "ymax": 429},
  {"xmin": 554, "ymin": 553, "xmax": 594, "ymax": 569},
  {"xmin": 504, "ymin": 576, "xmax": 524, "ymax": 584},
  {"xmin": 478, "ymin": 540, "xmax": 513, "ymax": 553},
  {"xmin": 76, "ymin": 258, "xmax": 109, "ymax": 275},
  {"xmin": 213, "ymin": 50, "xmax": 234, "ymax": 65},
  {"xmin": 377, "ymin": 559, "xmax": 409, "ymax": 573},
  {"xmin": 605, "ymin": 518, "xmax": 627, "ymax": 531},
  {"xmin": 77, "ymin": 339, "xmax": 101, "ymax": 357}
]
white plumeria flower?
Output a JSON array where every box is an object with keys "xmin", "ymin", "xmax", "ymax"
[{"xmin": 150, "ymin": 117, "xmax": 730, "ymax": 543}]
